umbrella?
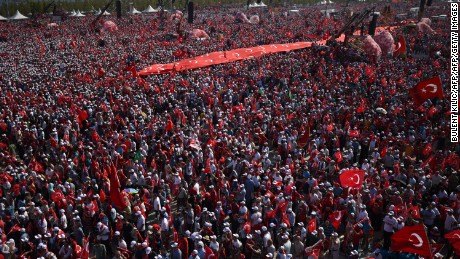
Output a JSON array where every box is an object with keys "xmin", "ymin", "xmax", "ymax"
[{"xmin": 123, "ymin": 188, "xmax": 138, "ymax": 194}]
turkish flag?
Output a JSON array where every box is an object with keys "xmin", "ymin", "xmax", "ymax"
[
  {"xmin": 52, "ymin": 189, "xmax": 65, "ymax": 203},
  {"xmin": 339, "ymin": 169, "xmax": 364, "ymax": 189},
  {"xmin": 297, "ymin": 129, "xmax": 310, "ymax": 148},
  {"xmin": 329, "ymin": 210, "xmax": 345, "ymax": 230},
  {"xmin": 409, "ymin": 76, "xmax": 443, "ymax": 106},
  {"xmin": 334, "ymin": 151, "xmax": 343, "ymax": 163},
  {"xmin": 445, "ymin": 230, "xmax": 460, "ymax": 241},
  {"xmin": 393, "ymin": 35, "xmax": 407, "ymax": 57},
  {"xmin": 308, "ymin": 219, "xmax": 317, "ymax": 233},
  {"xmin": 165, "ymin": 118, "xmax": 174, "ymax": 133},
  {"xmin": 124, "ymin": 63, "xmax": 138, "ymax": 78},
  {"xmin": 390, "ymin": 224, "xmax": 431, "ymax": 257},
  {"xmin": 109, "ymin": 163, "xmax": 128, "ymax": 210},
  {"xmin": 407, "ymin": 206, "xmax": 421, "ymax": 219}
]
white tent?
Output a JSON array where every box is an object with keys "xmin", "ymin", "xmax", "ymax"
[
  {"xmin": 143, "ymin": 5, "xmax": 160, "ymax": 13},
  {"xmin": 94, "ymin": 9, "xmax": 110, "ymax": 15},
  {"xmin": 0, "ymin": 15, "xmax": 7, "ymax": 21},
  {"xmin": 69, "ymin": 10, "xmax": 76, "ymax": 16},
  {"xmin": 249, "ymin": 2, "xmax": 267, "ymax": 8},
  {"xmin": 317, "ymin": 0, "xmax": 333, "ymax": 5},
  {"xmin": 10, "ymin": 10, "xmax": 28, "ymax": 20},
  {"xmin": 75, "ymin": 10, "xmax": 86, "ymax": 17},
  {"xmin": 131, "ymin": 7, "xmax": 141, "ymax": 14}
]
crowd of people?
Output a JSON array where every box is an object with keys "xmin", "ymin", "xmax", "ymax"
[{"xmin": 0, "ymin": 1, "xmax": 457, "ymax": 259}]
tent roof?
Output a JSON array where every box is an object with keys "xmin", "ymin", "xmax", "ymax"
[
  {"xmin": 0, "ymin": 14, "xmax": 7, "ymax": 21},
  {"xmin": 131, "ymin": 7, "xmax": 141, "ymax": 14},
  {"xmin": 143, "ymin": 5, "xmax": 160, "ymax": 13},
  {"xmin": 317, "ymin": 0, "xmax": 334, "ymax": 5},
  {"xmin": 10, "ymin": 10, "xmax": 28, "ymax": 20},
  {"xmin": 75, "ymin": 10, "xmax": 86, "ymax": 17},
  {"xmin": 249, "ymin": 2, "xmax": 267, "ymax": 8}
]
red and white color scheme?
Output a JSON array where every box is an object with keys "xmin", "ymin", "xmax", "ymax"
[
  {"xmin": 390, "ymin": 224, "xmax": 431, "ymax": 257},
  {"xmin": 339, "ymin": 169, "xmax": 365, "ymax": 189},
  {"xmin": 409, "ymin": 76, "xmax": 444, "ymax": 106}
]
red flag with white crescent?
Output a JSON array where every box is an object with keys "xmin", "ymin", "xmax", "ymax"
[
  {"xmin": 393, "ymin": 35, "xmax": 407, "ymax": 57},
  {"xmin": 390, "ymin": 224, "xmax": 431, "ymax": 257},
  {"xmin": 409, "ymin": 76, "xmax": 443, "ymax": 106},
  {"xmin": 329, "ymin": 210, "xmax": 345, "ymax": 230},
  {"xmin": 445, "ymin": 230, "xmax": 460, "ymax": 241},
  {"xmin": 339, "ymin": 169, "xmax": 364, "ymax": 189},
  {"xmin": 407, "ymin": 206, "xmax": 421, "ymax": 219}
]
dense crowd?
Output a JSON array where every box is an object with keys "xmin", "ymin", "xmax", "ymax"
[{"xmin": 0, "ymin": 2, "xmax": 458, "ymax": 259}]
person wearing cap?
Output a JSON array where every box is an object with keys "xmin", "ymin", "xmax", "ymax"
[
  {"xmin": 209, "ymin": 235, "xmax": 219, "ymax": 253},
  {"xmin": 444, "ymin": 209, "xmax": 457, "ymax": 233},
  {"xmin": 96, "ymin": 222, "xmax": 111, "ymax": 255},
  {"xmin": 383, "ymin": 211, "xmax": 397, "ymax": 249},
  {"xmin": 422, "ymin": 202, "xmax": 439, "ymax": 232},
  {"xmin": 111, "ymin": 230, "xmax": 127, "ymax": 252},
  {"xmin": 189, "ymin": 249, "xmax": 200, "ymax": 259},
  {"xmin": 58, "ymin": 209, "xmax": 68, "ymax": 231},
  {"xmin": 265, "ymin": 239, "xmax": 276, "ymax": 258},
  {"xmin": 171, "ymin": 242, "xmax": 182, "ymax": 259},
  {"xmin": 230, "ymin": 233, "xmax": 242, "ymax": 258}
]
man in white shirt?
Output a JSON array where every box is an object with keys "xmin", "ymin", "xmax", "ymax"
[
  {"xmin": 135, "ymin": 211, "xmax": 146, "ymax": 233},
  {"xmin": 383, "ymin": 211, "xmax": 397, "ymax": 249},
  {"xmin": 357, "ymin": 205, "xmax": 368, "ymax": 222},
  {"xmin": 209, "ymin": 235, "xmax": 219, "ymax": 253},
  {"xmin": 445, "ymin": 209, "xmax": 458, "ymax": 233}
]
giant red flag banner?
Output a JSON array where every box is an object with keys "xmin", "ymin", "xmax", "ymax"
[
  {"xmin": 390, "ymin": 224, "xmax": 431, "ymax": 257},
  {"xmin": 339, "ymin": 169, "xmax": 365, "ymax": 189},
  {"xmin": 140, "ymin": 27, "xmax": 396, "ymax": 76},
  {"xmin": 409, "ymin": 76, "xmax": 443, "ymax": 106}
]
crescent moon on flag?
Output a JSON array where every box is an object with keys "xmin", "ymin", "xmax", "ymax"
[
  {"xmin": 335, "ymin": 211, "xmax": 342, "ymax": 221},
  {"xmin": 409, "ymin": 233, "xmax": 423, "ymax": 247},
  {"xmin": 395, "ymin": 42, "xmax": 401, "ymax": 51},
  {"xmin": 352, "ymin": 174, "xmax": 360, "ymax": 185},
  {"xmin": 454, "ymin": 234, "xmax": 460, "ymax": 238},
  {"xmin": 426, "ymin": 84, "xmax": 437, "ymax": 93}
]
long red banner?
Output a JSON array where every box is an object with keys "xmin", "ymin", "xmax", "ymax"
[
  {"xmin": 139, "ymin": 41, "xmax": 317, "ymax": 75},
  {"xmin": 139, "ymin": 27, "xmax": 395, "ymax": 76}
]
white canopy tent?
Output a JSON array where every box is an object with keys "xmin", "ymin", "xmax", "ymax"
[
  {"xmin": 75, "ymin": 10, "xmax": 86, "ymax": 17},
  {"xmin": 317, "ymin": 0, "xmax": 334, "ymax": 5},
  {"xmin": 131, "ymin": 7, "xmax": 141, "ymax": 14},
  {"xmin": 9, "ymin": 10, "xmax": 28, "ymax": 20},
  {"xmin": 248, "ymin": 2, "xmax": 267, "ymax": 8},
  {"xmin": 69, "ymin": 10, "xmax": 77, "ymax": 16},
  {"xmin": 0, "ymin": 15, "xmax": 8, "ymax": 21},
  {"xmin": 103, "ymin": 10, "xmax": 111, "ymax": 16},
  {"xmin": 143, "ymin": 5, "xmax": 160, "ymax": 13}
]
